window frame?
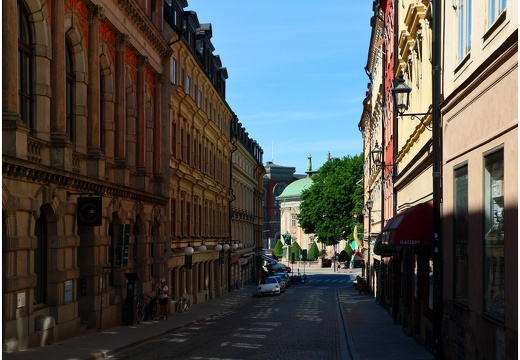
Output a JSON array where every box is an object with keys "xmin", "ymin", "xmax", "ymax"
[
  {"xmin": 453, "ymin": 164, "xmax": 469, "ymax": 305},
  {"xmin": 488, "ymin": 0, "xmax": 507, "ymax": 28},
  {"xmin": 18, "ymin": 0, "xmax": 33, "ymax": 130},
  {"xmin": 482, "ymin": 148, "xmax": 505, "ymax": 321},
  {"xmin": 66, "ymin": 40, "xmax": 76, "ymax": 144},
  {"xmin": 186, "ymin": 75, "xmax": 191, "ymax": 95},
  {"xmin": 457, "ymin": 0, "xmax": 472, "ymax": 64}
]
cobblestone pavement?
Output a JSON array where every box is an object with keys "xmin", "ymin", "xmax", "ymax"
[{"xmin": 3, "ymin": 267, "xmax": 434, "ymax": 360}]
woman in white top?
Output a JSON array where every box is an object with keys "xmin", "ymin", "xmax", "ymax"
[{"xmin": 158, "ymin": 279, "xmax": 169, "ymax": 320}]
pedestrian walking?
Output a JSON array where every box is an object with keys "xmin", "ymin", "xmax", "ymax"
[
  {"xmin": 158, "ymin": 278, "xmax": 169, "ymax": 320},
  {"xmin": 257, "ymin": 269, "xmax": 263, "ymax": 284}
]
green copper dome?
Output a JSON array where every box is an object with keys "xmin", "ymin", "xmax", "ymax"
[{"xmin": 275, "ymin": 176, "xmax": 313, "ymax": 199}]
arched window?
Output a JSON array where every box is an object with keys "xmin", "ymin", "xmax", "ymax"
[
  {"xmin": 17, "ymin": 0, "xmax": 33, "ymax": 130},
  {"xmin": 66, "ymin": 39, "xmax": 75, "ymax": 143},
  {"xmin": 100, "ymin": 67, "xmax": 105, "ymax": 151}
]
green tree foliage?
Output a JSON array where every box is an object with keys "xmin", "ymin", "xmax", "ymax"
[
  {"xmin": 273, "ymin": 239, "xmax": 284, "ymax": 258},
  {"xmin": 307, "ymin": 242, "xmax": 319, "ymax": 260},
  {"xmin": 290, "ymin": 241, "xmax": 302, "ymax": 262},
  {"xmin": 297, "ymin": 154, "xmax": 364, "ymax": 246},
  {"xmin": 338, "ymin": 250, "xmax": 349, "ymax": 262}
]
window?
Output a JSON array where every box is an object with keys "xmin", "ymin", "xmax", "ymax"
[
  {"xmin": 34, "ymin": 208, "xmax": 48, "ymax": 305},
  {"xmin": 291, "ymin": 214, "xmax": 297, "ymax": 228},
  {"xmin": 457, "ymin": 0, "xmax": 472, "ymax": 62},
  {"xmin": 100, "ymin": 67, "xmax": 105, "ymax": 151},
  {"xmin": 483, "ymin": 149, "xmax": 504, "ymax": 320},
  {"xmin": 150, "ymin": 0, "xmax": 157, "ymax": 24},
  {"xmin": 454, "ymin": 165, "xmax": 469, "ymax": 304},
  {"xmin": 170, "ymin": 198, "xmax": 176, "ymax": 237},
  {"xmin": 488, "ymin": 0, "xmax": 507, "ymax": 27},
  {"xmin": 170, "ymin": 120, "xmax": 176, "ymax": 156},
  {"xmin": 198, "ymin": 89, "xmax": 203, "ymax": 108},
  {"xmin": 66, "ymin": 40, "xmax": 75, "ymax": 143},
  {"xmin": 18, "ymin": 0, "xmax": 33, "ymax": 129},
  {"xmin": 186, "ymin": 75, "xmax": 191, "ymax": 95},
  {"xmin": 171, "ymin": 58, "xmax": 177, "ymax": 84}
]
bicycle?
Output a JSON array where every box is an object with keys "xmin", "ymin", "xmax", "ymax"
[
  {"xmin": 176, "ymin": 292, "xmax": 190, "ymax": 313},
  {"xmin": 135, "ymin": 293, "xmax": 145, "ymax": 323},
  {"xmin": 143, "ymin": 293, "xmax": 158, "ymax": 321}
]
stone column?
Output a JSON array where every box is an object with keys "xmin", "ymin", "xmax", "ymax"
[
  {"xmin": 3, "ymin": 0, "xmax": 18, "ymax": 117},
  {"xmin": 50, "ymin": 0, "xmax": 74, "ymax": 170},
  {"xmin": 86, "ymin": 4, "xmax": 105, "ymax": 178},
  {"xmin": 50, "ymin": 0, "xmax": 66, "ymax": 137},
  {"xmin": 114, "ymin": 34, "xmax": 130, "ymax": 186},
  {"xmin": 2, "ymin": 0, "xmax": 29, "ymax": 159},
  {"xmin": 135, "ymin": 56, "xmax": 148, "ymax": 190},
  {"xmin": 153, "ymin": 74, "xmax": 162, "ymax": 177}
]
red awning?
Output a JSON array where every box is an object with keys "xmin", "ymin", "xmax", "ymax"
[{"xmin": 381, "ymin": 202, "xmax": 433, "ymax": 247}]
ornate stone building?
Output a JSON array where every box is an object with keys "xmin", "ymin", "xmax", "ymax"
[
  {"xmin": 3, "ymin": 0, "xmax": 264, "ymax": 351},
  {"xmin": 3, "ymin": 0, "xmax": 172, "ymax": 350},
  {"xmin": 230, "ymin": 121, "xmax": 265, "ymax": 288},
  {"xmin": 262, "ymin": 161, "xmax": 303, "ymax": 249}
]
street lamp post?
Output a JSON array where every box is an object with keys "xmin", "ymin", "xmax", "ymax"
[{"xmin": 365, "ymin": 198, "xmax": 373, "ymax": 292}]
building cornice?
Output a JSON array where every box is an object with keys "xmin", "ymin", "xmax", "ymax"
[
  {"xmin": 115, "ymin": 0, "xmax": 173, "ymax": 59},
  {"xmin": 3, "ymin": 155, "xmax": 168, "ymax": 206}
]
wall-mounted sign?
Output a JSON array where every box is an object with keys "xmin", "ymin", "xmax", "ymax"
[{"xmin": 77, "ymin": 197, "xmax": 102, "ymax": 226}]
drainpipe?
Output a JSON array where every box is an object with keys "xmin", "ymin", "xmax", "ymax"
[
  {"xmin": 432, "ymin": 0, "xmax": 443, "ymax": 358},
  {"xmin": 228, "ymin": 116, "xmax": 238, "ymax": 292}
]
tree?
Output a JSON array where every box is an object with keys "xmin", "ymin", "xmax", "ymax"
[
  {"xmin": 273, "ymin": 239, "xmax": 284, "ymax": 258},
  {"xmin": 307, "ymin": 242, "xmax": 319, "ymax": 260},
  {"xmin": 297, "ymin": 154, "xmax": 364, "ymax": 246},
  {"xmin": 289, "ymin": 241, "xmax": 302, "ymax": 263},
  {"xmin": 338, "ymin": 250, "xmax": 350, "ymax": 262}
]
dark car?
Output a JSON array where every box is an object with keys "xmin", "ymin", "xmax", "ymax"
[{"xmin": 267, "ymin": 262, "xmax": 291, "ymax": 273}]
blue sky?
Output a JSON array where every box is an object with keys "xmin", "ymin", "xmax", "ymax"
[{"xmin": 187, "ymin": 1, "xmax": 373, "ymax": 174}]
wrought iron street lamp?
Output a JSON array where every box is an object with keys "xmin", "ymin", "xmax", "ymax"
[
  {"xmin": 371, "ymin": 141, "xmax": 394, "ymax": 171},
  {"xmin": 371, "ymin": 141, "xmax": 383, "ymax": 165},
  {"xmin": 392, "ymin": 71, "xmax": 432, "ymax": 130}
]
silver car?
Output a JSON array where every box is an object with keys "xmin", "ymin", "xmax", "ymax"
[
  {"xmin": 257, "ymin": 276, "xmax": 282, "ymax": 296},
  {"xmin": 271, "ymin": 275, "xmax": 286, "ymax": 293},
  {"xmin": 274, "ymin": 272, "xmax": 291, "ymax": 288}
]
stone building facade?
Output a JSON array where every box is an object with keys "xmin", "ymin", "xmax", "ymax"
[
  {"xmin": 262, "ymin": 161, "xmax": 303, "ymax": 249},
  {"xmin": 3, "ymin": 0, "xmax": 264, "ymax": 351},
  {"xmin": 3, "ymin": 0, "xmax": 173, "ymax": 350}
]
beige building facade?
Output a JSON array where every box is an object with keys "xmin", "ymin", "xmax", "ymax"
[
  {"xmin": 440, "ymin": 1, "xmax": 518, "ymax": 358},
  {"xmin": 361, "ymin": 0, "xmax": 518, "ymax": 357}
]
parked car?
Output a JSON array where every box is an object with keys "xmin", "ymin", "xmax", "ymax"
[
  {"xmin": 271, "ymin": 275, "xmax": 286, "ymax": 293},
  {"xmin": 257, "ymin": 276, "xmax": 282, "ymax": 296},
  {"xmin": 274, "ymin": 272, "xmax": 291, "ymax": 288},
  {"xmin": 267, "ymin": 262, "xmax": 291, "ymax": 273}
]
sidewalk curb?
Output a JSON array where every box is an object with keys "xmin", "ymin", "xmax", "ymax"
[{"xmin": 337, "ymin": 289, "xmax": 361, "ymax": 360}]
